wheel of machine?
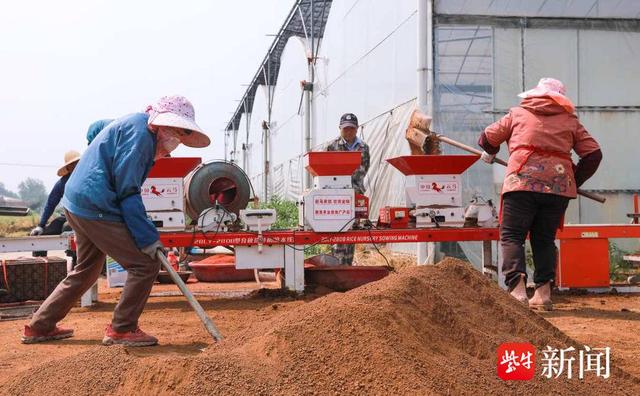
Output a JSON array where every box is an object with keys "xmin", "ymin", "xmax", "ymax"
[{"xmin": 184, "ymin": 161, "xmax": 252, "ymax": 220}]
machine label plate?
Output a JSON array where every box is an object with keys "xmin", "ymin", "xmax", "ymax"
[
  {"xmin": 141, "ymin": 184, "xmax": 180, "ymax": 198},
  {"xmin": 313, "ymin": 195, "xmax": 353, "ymax": 220},
  {"xmin": 418, "ymin": 181, "xmax": 458, "ymax": 194}
]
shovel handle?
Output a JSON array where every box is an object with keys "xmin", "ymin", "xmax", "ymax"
[
  {"xmin": 435, "ymin": 134, "xmax": 606, "ymax": 204},
  {"xmin": 157, "ymin": 251, "xmax": 224, "ymax": 341}
]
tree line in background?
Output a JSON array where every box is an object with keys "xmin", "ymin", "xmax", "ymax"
[{"xmin": 0, "ymin": 179, "xmax": 47, "ymax": 214}]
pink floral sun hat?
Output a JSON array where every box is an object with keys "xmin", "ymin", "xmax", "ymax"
[
  {"xmin": 146, "ymin": 95, "xmax": 210, "ymax": 148},
  {"xmin": 518, "ymin": 78, "xmax": 575, "ymax": 113}
]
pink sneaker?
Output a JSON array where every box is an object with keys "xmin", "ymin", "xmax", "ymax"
[
  {"xmin": 21, "ymin": 325, "xmax": 74, "ymax": 344},
  {"xmin": 102, "ymin": 324, "xmax": 158, "ymax": 347}
]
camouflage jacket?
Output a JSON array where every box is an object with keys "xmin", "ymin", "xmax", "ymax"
[{"xmin": 325, "ymin": 137, "xmax": 370, "ymax": 194}]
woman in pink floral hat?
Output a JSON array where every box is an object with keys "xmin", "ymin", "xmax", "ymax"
[
  {"xmin": 478, "ymin": 78, "xmax": 602, "ymax": 310},
  {"xmin": 22, "ymin": 95, "xmax": 209, "ymax": 346}
]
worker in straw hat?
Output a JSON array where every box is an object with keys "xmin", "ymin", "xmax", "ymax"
[
  {"xmin": 30, "ymin": 150, "xmax": 81, "ymax": 239},
  {"xmin": 22, "ymin": 95, "xmax": 210, "ymax": 346},
  {"xmin": 30, "ymin": 121, "xmax": 114, "ymax": 259},
  {"xmin": 477, "ymin": 78, "xmax": 602, "ymax": 310}
]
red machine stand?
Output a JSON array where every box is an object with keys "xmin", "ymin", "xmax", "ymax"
[
  {"xmin": 158, "ymin": 224, "xmax": 640, "ymax": 292},
  {"xmin": 305, "ymin": 264, "xmax": 390, "ymax": 291},
  {"xmin": 555, "ymin": 225, "xmax": 640, "ymax": 289},
  {"xmin": 557, "ymin": 238, "xmax": 610, "ymax": 288}
]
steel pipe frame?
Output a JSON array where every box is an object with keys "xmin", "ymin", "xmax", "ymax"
[{"xmin": 0, "ymin": 235, "xmax": 71, "ymax": 254}]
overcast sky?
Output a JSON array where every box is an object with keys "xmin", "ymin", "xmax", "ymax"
[{"xmin": 0, "ymin": 0, "xmax": 292, "ymax": 192}]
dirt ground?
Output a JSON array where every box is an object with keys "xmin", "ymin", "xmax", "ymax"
[
  {"xmin": 542, "ymin": 292, "xmax": 640, "ymax": 378},
  {"xmin": 0, "ymin": 264, "xmax": 639, "ymax": 394},
  {"xmin": 0, "ymin": 278, "xmax": 298, "ymax": 384}
]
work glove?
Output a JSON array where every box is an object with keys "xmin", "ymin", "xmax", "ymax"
[
  {"xmin": 480, "ymin": 151, "xmax": 496, "ymax": 164},
  {"xmin": 141, "ymin": 240, "xmax": 165, "ymax": 261},
  {"xmin": 30, "ymin": 226, "xmax": 44, "ymax": 236}
]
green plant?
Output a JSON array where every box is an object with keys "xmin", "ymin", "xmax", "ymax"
[
  {"xmin": 259, "ymin": 196, "xmax": 299, "ymax": 230},
  {"xmin": 304, "ymin": 243, "xmax": 331, "ymax": 257},
  {"xmin": 0, "ymin": 213, "xmax": 38, "ymax": 237},
  {"xmin": 18, "ymin": 178, "xmax": 47, "ymax": 213},
  {"xmin": 609, "ymin": 242, "xmax": 632, "ymax": 281},
  {"xmin": 525, "ymin": 243, "xmax": 534, "ymax": 271}
]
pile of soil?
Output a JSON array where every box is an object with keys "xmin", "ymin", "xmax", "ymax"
[{"xmin": 4, "ymin": 258, "xmax": 639, "ymax": 395}]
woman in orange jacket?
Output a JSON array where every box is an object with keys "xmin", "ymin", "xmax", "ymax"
[{"xmin": 478, "ymin": 78, "xmax": 602, "ymax": 310}]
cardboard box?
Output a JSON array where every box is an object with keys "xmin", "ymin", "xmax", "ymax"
[{"xmin": 106, "ymin": 256, "xmax": 127, "ymax": 288}]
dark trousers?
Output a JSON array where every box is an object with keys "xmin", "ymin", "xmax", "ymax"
[
  {"xmin": 30, "ymin": 210, "xmax": 161, "ymax": 333},
  {"xmin": 332, "ymin": 244, "xmax": 355, "ymax": 265},
  {"xmin": 500, "ymin": 191, "xmax": 569, "ymax": 291},
  {"xmin": 33, "ymin": 215, "xmax": 72, "ymax": 258},
  {"xmin": 44, "ymin": 215, "xmax": 68, "ymax": 235}
]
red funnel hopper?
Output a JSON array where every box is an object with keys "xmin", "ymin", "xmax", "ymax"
[
  {"xmin": 387, "ymin": 155, "xmax": 479, "ymax": 175},
  {"xmin": 148, "ymin": 157, "xmax": 202, "ymax": 178},
  {"xmin": 304, "ymin": 151, "xmax": 362, "ymax": 176}
]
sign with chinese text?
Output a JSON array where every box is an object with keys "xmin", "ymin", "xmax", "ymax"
[{"xmin": 313, "ymin": 195, "xmax": 353, "ymax": 220}]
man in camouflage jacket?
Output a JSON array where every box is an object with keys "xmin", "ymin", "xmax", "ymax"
[{"xmin": 325, "ymin": 113, "xmax": 370, "ymax": 265}]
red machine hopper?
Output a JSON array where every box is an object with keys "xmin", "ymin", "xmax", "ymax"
[
  {"xmin": 304, "ymin": 151, "xmax": 362, "ymax": 176},
  {"xmin": 386, "ymin": 154, "xmax": 479, "ymax": 175}
]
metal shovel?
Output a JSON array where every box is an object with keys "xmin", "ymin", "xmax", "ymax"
[
  {"xmin": 157, "ymin": 251, "xmax": 223, "ymax": 341},
  {"xmin": 431, "ymin": 132, "xmax": 606, "ymax": 204}
]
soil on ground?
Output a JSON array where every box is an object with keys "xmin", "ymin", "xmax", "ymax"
[{"xmin": 0, "ymin": 258, "xmax": 639, "ymax": 395}]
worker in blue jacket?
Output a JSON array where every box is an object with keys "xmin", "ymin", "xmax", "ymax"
[
  {"xmin": 22, "ymin": 95, "xmax": 210, "ymax": 347},
  {"xmin": 85, "ymin": 118, "xmax": 114, "ymax": 145},
  {"xmin": 30, "ymin": 120, "xmax": 113, "ymax": 257}
]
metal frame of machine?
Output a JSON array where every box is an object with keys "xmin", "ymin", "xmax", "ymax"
[
  {"xmin": 3, "ymin": 224, "xmax": 640, "ymax": 294},
  {"xmin": 157, "ymin": 224, "xmax": 640, "ymax": 292},
  {"xmin": 0, "ymin": 235, "xmax": 71, "ymax": 253}
]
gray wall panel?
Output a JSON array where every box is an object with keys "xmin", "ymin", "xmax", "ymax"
[
  {"xmin": 579, "ymin": 30, "xmax": 640, "ymax": 106},
  {"xmin": 494, "ymin": 28, "xmax": 522, "ymax": 109},
  {"xmin": 523, "ymin": 29, "xmax": 579, "ymax": 104},
  {"xmin": 577, "ymin": 111, "xmax": 640, "ymax": 190}
]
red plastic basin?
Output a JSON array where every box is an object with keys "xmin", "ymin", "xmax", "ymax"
[
  {"xmin": 305, "ymin": 265, "xmax": 390, "ymax": 291},
  {"xmin": 189, "ymin": 255, "xmax": 255, "ymax": 282},
  {"xmin": 189, "ymin": 263, "xmax": 255, "ymax": 282}
]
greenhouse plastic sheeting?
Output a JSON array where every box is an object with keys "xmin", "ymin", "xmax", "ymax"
[{"xmin": 229, "ymin": 0, "xmax": 640, "ymax": 261}]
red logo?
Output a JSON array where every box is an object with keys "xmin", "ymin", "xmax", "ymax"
[
  {"xmin": 497, "ymin": 343, "xmax": 536, "ymax": 380},
  {"xmin": 150, "ymin": 186, "xmax": 163, "ymax": 196}
]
